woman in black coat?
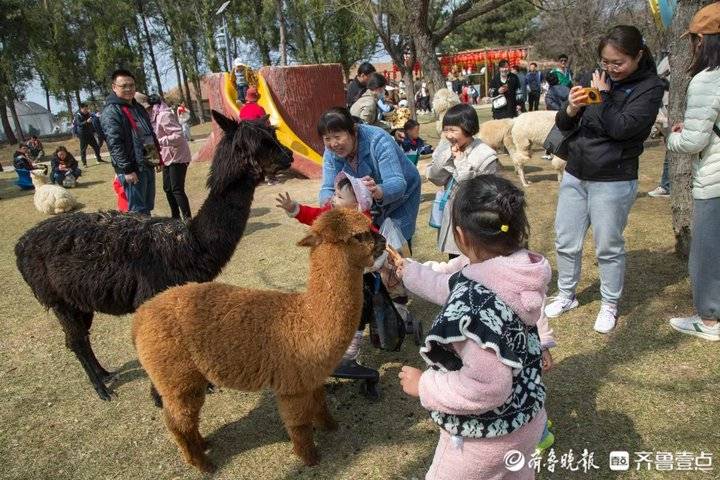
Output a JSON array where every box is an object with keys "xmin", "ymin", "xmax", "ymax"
[
  {"xmin": 489, "ymin": 59, "xmax": 520, "ymax": 119},
  {"xmin": 544, "ymin": 25, "xmax": 664, "ymax": 334}
]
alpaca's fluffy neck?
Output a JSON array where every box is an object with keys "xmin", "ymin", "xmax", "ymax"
[
  {"xmin": 186, "ymin": 174, "xmax": 257, "ymax": 279},
  {"xmin": 30, "ymin": 174, "xmax": 48, "ymax": 188},
  {"xmin": 303, "ymin": 244, "xmax": 365, "ymax": 366}
]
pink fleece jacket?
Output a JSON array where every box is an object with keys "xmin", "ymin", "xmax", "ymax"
[
  {"xmin": 151, "ymin": 103, "xmax": 192, "ymax": 166},
  {"xmin": 403, "ymin": 250, "xmax": 552, "ymax": 480}
]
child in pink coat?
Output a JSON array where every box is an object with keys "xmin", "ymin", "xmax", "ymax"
[{"xmin": 395, "ymin": 174, "xmax": 550, "ymax": 479}]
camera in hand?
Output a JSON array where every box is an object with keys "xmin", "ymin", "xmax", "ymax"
[{"xmin": 581, "ymin": 87, "xmax": 602, "ymax": 105}]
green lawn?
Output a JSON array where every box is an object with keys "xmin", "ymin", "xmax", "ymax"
[{"xmin": 0, "ymin": 119, "xmax": 718, "ymax": 480}]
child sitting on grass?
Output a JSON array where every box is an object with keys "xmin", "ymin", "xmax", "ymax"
[{"xmin": 393, "ymin": 174, "xmax": 551, "ymax": 479}]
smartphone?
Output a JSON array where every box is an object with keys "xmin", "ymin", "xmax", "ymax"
[{"xmin": 581, "ymin": 87, "xmax": 602, "ymax": 105}]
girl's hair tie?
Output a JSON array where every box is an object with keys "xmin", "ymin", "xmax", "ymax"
[{"xmin": 500, "ymin": 224, "xmax": 509, "ymax": 233}]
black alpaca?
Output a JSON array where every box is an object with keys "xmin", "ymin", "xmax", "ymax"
[{"xmin": 15, "ymin": 111, "xmax": 292, "ymax": 401}]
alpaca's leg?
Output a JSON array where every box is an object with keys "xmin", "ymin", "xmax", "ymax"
[
  {"xmin": 77, "ymin": 310, "xmax": 113, "ymax": 380},
  {"xmin": 277, "ymin": 392, "xmax": 319, "ymax": 466},
  {"xmin": 311, "ymin": 386, "xmax": 337, "ymax": 431},
  {"xmin": 151, "ymin": 383, "xmax": 163, "ymax": 409},
  {"xmin": 53, "ymin": 303, "xmax": 113, "ymax": 401},
  {"xmin": 162, "ymin": 389, "xmax": 213, "ymax": 472}
]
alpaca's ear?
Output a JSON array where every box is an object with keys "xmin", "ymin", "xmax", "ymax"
[
  {"xmin": 212, "ymin": 110, "xmax": 237, "ymax": 134},
  {"xmin": 297, "ymin": 233, "xmax": 321, "ymax": 248}
]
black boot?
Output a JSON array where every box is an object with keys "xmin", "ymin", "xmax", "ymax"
[{"xmin": 332, "ymin": 359, "xmax": 380, "ymax": 400}]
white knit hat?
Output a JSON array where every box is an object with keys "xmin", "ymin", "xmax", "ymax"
[{"xmin": 335, "ymin": 171, "xmax": 373, "ymax": 212}]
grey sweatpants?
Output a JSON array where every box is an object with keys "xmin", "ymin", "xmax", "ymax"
[
  {"xmin": 554, "ymin": 173, "xmax": 638, "ymax": 306},
  {"xmin": 690, "ymin": 197, "xmax": 720, "ymax": 320}
]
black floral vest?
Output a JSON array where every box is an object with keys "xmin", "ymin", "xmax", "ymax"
[{"xmin": 419, "ymin": 272, "xmax": 545, "ymax": 438}]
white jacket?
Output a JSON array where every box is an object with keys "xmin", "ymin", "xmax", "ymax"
[
  {"xmin": 667, "ymin": 68, "xmax": 720, "ymax": 200},
  {"xmin": 426, "ymin": 138, "xmax": 498, "ymax": 254}
]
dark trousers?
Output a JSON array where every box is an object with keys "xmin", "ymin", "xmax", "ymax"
[
  {"xmin": 163, "ymin": 162, "xmax": 191, "ymax": 219},
  {"xmin": 79, "ymin": 134, "xmax": 101, "ymax": 165},
  {"xmin": 528, "ymin": 91, "xmax": 541, "ymax": 111}
]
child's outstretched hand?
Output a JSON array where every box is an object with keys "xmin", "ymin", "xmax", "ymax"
[
  {"xmin": 385, "ymin": 245, "xmax": 405, "ymax": 277},
  {"xmin": 541, "ymin": 349, "xmax": 554, "ymax": 372},
  {"xmin": 275, "ymin": 192, "xmax": 296, "ymax": 213},
  {"xmin": 399, "ymin": 365, "xmax": 422, "ymax": 397}
]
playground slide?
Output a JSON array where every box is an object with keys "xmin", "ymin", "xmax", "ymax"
[{"xmin": 219, "ymin": 72, "xmax": 324, "ymax": 177}]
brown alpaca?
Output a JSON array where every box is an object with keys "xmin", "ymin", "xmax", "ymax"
[{"xmin": 132, "ymin": 209, "xmax": 385, "ymax": 472}]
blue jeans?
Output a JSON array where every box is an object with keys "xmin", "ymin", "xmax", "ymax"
[
  {"xmin": 118, "ymin": 166, "xmax": 155, "ymax": 214},
  {"xmin": 554, "ymin": 173, "xmax": 638, "ymax": 306},
  {"xmin": 659, "ymin": 155, "xmax": 670, "ymax": 192},
  {"xmin": 53, "ymin": 168, "xmax": 81, "ymax": 185},
  {"xmin": 237, "ymin": 84, "xmax": 248, "ymax": 103}
]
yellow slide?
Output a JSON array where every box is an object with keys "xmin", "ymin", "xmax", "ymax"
[{"xmin": 221, "ymin": 72, "xmax": 323, "ymax": 166}]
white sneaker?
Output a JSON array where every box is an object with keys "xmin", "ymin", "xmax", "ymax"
[
  {"xmin": 594, "ymin": 304, "xmax": 617, "ymax": 333},
  {"xmin": 648, "ymin": 186, "xmax": 670, "ymax": 198},
  {"xmin": 544, "ymin": 296, "xmax": 579, "ymax": 318},
  {"xmin": 670, "ymin": 315, "xmax": 720, "ymax": 341},
  {"xmin": 542, "ymin": 154, "xmax": 553, "ymax": 160}
]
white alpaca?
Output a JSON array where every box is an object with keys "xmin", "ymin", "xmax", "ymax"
[
  {"xmin": 508, "ymin": 110, "xmax": 566, "ymax": 187},
  {"xmin": 477, "ymin": 118, "xmax": 514, "ymax": 153},
  {"xmin": 30, "ymin": 169, "xmax": 79, "ymax": 215}
]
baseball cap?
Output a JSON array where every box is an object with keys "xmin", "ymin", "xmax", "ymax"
[{"xmin": 681, "ymin": 3, "xmax": 720, "ymax": 38}]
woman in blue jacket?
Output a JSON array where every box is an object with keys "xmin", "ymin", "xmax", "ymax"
[{"xmin": 318, "ymin": 107, "xmax": 421, "ymax": 245}]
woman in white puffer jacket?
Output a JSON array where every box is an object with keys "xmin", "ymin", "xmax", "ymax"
[{"xmin": 666, "ymin": 3, "xmax": 720, "ymax": 342}]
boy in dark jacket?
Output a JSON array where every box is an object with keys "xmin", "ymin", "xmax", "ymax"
[
  {"xmin": 545, "ymin": 72, "xmax": 570, "ymax": 111},
  {"xmin": 399, "ymin": 119, "xmax": 433, "ymax": 155}
]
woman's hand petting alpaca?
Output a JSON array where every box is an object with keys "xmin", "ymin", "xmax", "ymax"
[
  {"xmin": 399, "ymin": 365, "xmax": 422, "ymax": 397},
  {"xmin": 275, "ymin": 192, "xmax": 296, "ymax": 213},
  {"xmin": 541, "ymin": 349, "xmax": 554, "ymax": 372}
]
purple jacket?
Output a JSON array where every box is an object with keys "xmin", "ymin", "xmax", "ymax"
[{"xmin": 151, "ymin": 102, "xmax": 192, "ymax": 165}]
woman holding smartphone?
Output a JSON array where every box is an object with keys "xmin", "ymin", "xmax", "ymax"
[{"xmin": 545, "ymin": 25, "xmax": 664, "ymax": 333}]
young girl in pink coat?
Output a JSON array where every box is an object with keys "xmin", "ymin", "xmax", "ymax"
[{"xmin": 395, "ymin": 174, "xmax": 550, "ymax": 479}]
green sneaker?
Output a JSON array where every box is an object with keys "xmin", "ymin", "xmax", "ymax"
[{"xmin": 536, "ymin": 423, "xmax": 555, "ymax": 453}]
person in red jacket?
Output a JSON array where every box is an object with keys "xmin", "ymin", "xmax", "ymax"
[
  {"xmin": 238, "ymin": 87, "xmax": 267, "ymax": 122},
  {"xmin": 275, "ymin": 171, "xmax": 375, "ymax": 228}
]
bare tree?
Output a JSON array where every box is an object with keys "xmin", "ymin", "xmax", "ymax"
[{"xmin": 276, "ymin": 0, "xmax": 288, "ymax": 66}]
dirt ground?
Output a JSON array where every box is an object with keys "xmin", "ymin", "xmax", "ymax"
[{"xmin": 0, "ymin": 118, "xmax": 718, "ymax": 480}]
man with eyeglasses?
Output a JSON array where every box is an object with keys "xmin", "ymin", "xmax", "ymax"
[
  {"xmin": 550, "ymin": 54, "xmax": 574, "ymax": 88},
  {"xmin": 100, "ymin": 69, "xmax": 159, "ymax": 215}
]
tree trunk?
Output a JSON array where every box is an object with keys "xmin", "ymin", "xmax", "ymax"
[
  {"xmin": 276, "ymin": 0, "xmax": 287, "ymax": 66},
  {"xmin": 412, "ymin": 30, "xmax": 445, "ymax": 94},
  {"xmin": 39, "ymin": 76, "xmax": 52, "ymax": 113},
  {"xmin": 130, "ymin": 20, "xmax": 149, "ymax": 92},
  {"xmin": 252, "ymin": 0, "xmax": 272, "ymax": 65},
  {"xmin": 74, "ymin": 90, "xmax": 82, "ymax": 109},
  {"xmin": 136, "ymin": 0, "xmax": 164, "ymax": 96},
  {"xmin": 666, "ymin": 0, "xmax": 712, "ymax": 257},
  {"xmin": 403, "ymin": 68, "xmax": 417, "ymax": 119},
  {"xmin": 190, "ymin": 44, "xmax": 205, "ymax": 122},
  {"xmin": 181, "ymin": 65, "xmax": 196, "ymax": 122},
  {"xmin": 8, "ymin": 98, "xmax": 25, "ymax": 143},
  {"xmin": 0, "ymin": 94, "xmax": 18, "ymax": 144},
  {"xmin": 173, "ymin": 51, "xmax": 187, "ymax": 106},
  {"xmin": 64, "ymin": 92, "xmax": 73, "ymax": 118}
]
